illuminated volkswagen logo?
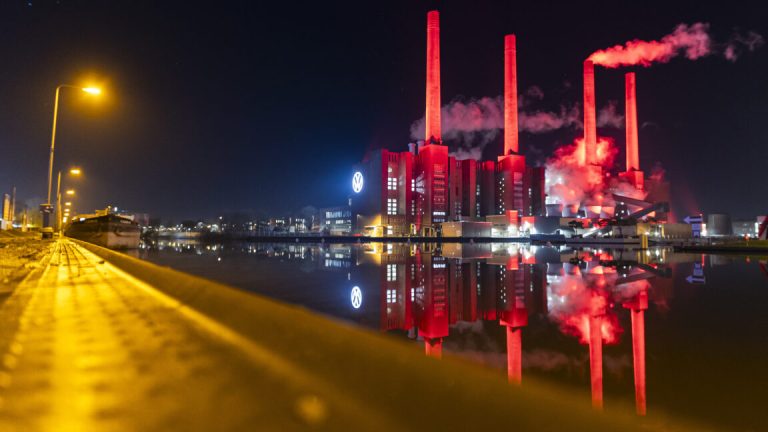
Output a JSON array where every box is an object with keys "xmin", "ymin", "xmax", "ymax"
[
  {"xmin": 350, "ymin": 286, "xmax": 363, "ymax": 309},
  {"xmin": 352, "ymin": 171, "xmax": 364, "ymax": 193}
]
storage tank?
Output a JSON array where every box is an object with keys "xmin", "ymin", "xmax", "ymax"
[{"xmin": 706, "ymin": 213, "xmax": 732, "ymax": 236}]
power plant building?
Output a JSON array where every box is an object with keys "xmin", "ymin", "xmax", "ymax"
[{"xmin": 350, "ymin": 11, "xmax": 545, "ymax": 237}]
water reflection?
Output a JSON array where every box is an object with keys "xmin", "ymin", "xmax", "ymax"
[
  {"xmin": 138, "ymin": 240, "xmax": 767, "ymax": 425},
  {"xmin": 350, "ymin": 243, "xmax": 667, "ymax": 414}
]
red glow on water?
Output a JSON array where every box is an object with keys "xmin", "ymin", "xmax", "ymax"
[{"xmin": 549, "ymin": 268, "xmax": 622, "ymax": 345}]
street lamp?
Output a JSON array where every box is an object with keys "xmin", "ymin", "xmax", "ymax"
[
  {"xmin": 42, "ymin": 84, "xmax": 101, "ymax": 236},
  {"xmin": 56, "ymin": 170, "xmax": 81, "ymax": 232}
]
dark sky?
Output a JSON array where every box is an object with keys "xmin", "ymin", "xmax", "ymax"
[{"xmin": 0, "ymin": 0, "xmax": 766, "ymax": 221}]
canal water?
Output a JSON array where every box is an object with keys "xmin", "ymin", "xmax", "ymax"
[{"xmin": 138, "ymin": 241, "xmax": 768, "ymax": 430}]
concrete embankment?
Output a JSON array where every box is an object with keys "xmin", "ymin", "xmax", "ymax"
[
  {"xmin": 0, "ymin": 237, "xmax": 704, "ymax": 431},
  {"xmin": 675, "ymin": 240, "xmax": 768, "ymax": 255}
]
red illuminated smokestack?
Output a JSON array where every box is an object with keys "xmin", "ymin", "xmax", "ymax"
[
  {"xmin": 504, "ymin": 34, "xmax": 519, "ymax": 155},
  {"xmin": 425, "ymin": 10, "xmax": 441, "ymax": 144},
  {"xmin": 583, "ymin": 60, "xmax": 597, "ymax": 166},
  {"xmin": 625, "ymin": 72, "xmax": 640, "ymax": 171}
]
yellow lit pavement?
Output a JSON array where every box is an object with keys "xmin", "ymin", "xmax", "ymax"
[
  {"xmin": 0, "ymin": 239, "xmax": 700, "ymax": 431},
  {"xmin": 0, "ymin": 240, "xmax": 375, "ymax": 431}
]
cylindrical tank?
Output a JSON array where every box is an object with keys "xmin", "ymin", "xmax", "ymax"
[
  {"xmin": 707, "ymin": 213, "xmax": 732, "ymax": 236},
  {"xmin": 546, "ymin": 204, "xmax": 563, "ymax": 217}
]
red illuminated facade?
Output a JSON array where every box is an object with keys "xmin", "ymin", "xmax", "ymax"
[{"xmin": 351, "ymin": 11, "xmax": 545, "ymax": 236}]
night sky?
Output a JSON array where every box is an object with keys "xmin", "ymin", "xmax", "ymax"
[{"xmin": 0, "ymin": 1, "xmax": 765, "ymax": 221}]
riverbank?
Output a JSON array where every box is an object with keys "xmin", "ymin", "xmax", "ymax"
[{"xmin": 675, "ymin": 240, "xmax": 768, "ymax": 254}]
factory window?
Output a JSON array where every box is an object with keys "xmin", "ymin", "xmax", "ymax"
[
  {"xmin": 388, "ymin": 177, "xmax": 397, "ymax": 190},
  {"xmin": 387, "ymin": 226, "xmax": 393, "ymax": 235},
  {"xmin": 386, "ymin": 289, "xmax": 397, "ymax": 304},
  {"xmin": 387, "ymin": 264, "xmax": 397, "ymax": 281},
  {"xmin": 387, "ymin": 198, "xmax": 397, "ymax": 215}
]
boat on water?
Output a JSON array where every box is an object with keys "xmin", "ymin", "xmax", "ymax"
[{"xmin": 65, "ymin": 212, "xmax": 141, "ymax": 249}]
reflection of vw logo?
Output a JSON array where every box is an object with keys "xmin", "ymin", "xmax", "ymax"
[
  {"xmin": 352, "ymin": 172, "xmax": 364, "ymax": 193},
  {"xmin": 350, "ymin": 286, "xmax": 362, "ymax": 309}
]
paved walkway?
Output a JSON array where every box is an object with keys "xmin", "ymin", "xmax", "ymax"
[{"xmin": 0, "ymin": 239, "xmax": 689, "ymax": 431}]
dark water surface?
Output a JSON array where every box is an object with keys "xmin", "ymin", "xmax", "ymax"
[{"xmin": 138, "ymin": 240, "xmax": 768, "ymax": 430}]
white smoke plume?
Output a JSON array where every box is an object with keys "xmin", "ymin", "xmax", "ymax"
[
  {"xmin": 589, "ymin": 23, "xmax": 763, "ymax": 68},
  {"xmin": 724, "ymin": 30, "xmax": 765, "ymax": 61},
  {"xmin": 410, "ymin": 88, "xmax": 621, "ymax": 160},
  {"xmin": 597, "ymin": 101, "xmax": 624, "ymax": 128},
  {"xmin": 589, "ymin": 23, "xmax": 712, "ymax": 68}
]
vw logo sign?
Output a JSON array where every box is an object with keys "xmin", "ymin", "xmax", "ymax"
[
  {"xmin": 350, "ymin": 286, "xmax": 363, "ymax": 309},
  {"xmin": 352, "ymin": 171, "xmax": 364, "ymax": 193}
]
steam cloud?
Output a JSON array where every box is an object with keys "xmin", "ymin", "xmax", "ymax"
[
  {"xmin": 409, "ymin": 89, "xmax": 623, "ymax": 160},
  {"xmin": 725, "ymin": 31, "xmax": 765, "ymax": 61},
  {"xmin": 545, "ymin": 136, "xmax": 647, "ymax": 208},
  {"xmin": 589, "ymin": 23, "xmax": 763, "ymax": 68}
]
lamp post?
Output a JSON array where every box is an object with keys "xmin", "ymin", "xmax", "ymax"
[
  {"xmin": 42, "ymin": 84, "xmax": 100, "ymax": 236},
  {"xmin": 56, "ymin": 168, "xmax": 81, "ymax": 233}
]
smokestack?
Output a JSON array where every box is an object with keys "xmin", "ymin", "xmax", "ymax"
[
  {"xmin": 425, "ymin": 10, "xmax": 441, "ymax": 144},
  {"xmin": 583, "ymin": 60, "xmax": 597, "ymax": 165},
  {"xmin": 625, "ymin": 72, "xmax": 640, "ymax": 171},
  {"xmin": 504, "ymin": 34, "xmax": 519, "ymax": 155}
]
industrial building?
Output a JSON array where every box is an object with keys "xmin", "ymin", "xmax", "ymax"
[
  {"xmin": 348, "ymin": 10, "xmax": 678, "ymax": 239},
  {"xmin": 351, "ymin": 12, "xmax": 546, "ymax": 237}
]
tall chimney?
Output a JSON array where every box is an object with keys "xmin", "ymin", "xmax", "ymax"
[
  {"xmin": 625, "ymin": 72, "xmax": 640, "ymax": 171},
  {"xmin": 503, "ymin": 34, "xmax": 519, "ymax": 155},
  {"xmin": 583, "ymin": 60, "xmax": 597, "ymax": 166},
  {"xmin": 425, "ymin": 10, "xmax": 441, "ymax": 144}
]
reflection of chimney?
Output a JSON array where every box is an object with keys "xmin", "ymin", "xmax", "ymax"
[
  {"xmin": 503, "ymin": 35, "xmax": 519, "ymax": 156},
  {"xmin": 625, "ymin": 289, "xmax": 648, "ymax": 415},
  {"xmin": 425, "ymin": 11, "xmax": 441, "ymax": 144},
  {"xmin": 583, "ymin": 60, "xmax": 597, "ymax": 166},
  {"xmin": 425, "ymin": 337, "xmax": 443, "ymax": 358},
  {"xmin": 625, "ymin": 72, "xmax": 640, "ymax": 171},
  {"xmin": 506, "ymin": 326, "xmax": 522, "ymax": 384},
  {"xmin": 588, "ymin": 314, "xmax": 604, "ymax": 410}
]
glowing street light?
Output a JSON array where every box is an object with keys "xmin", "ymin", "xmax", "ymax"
[
  {"xmin": 42, "ymin": 83, "xmax": 101, "ymax": 235},
  {"xmin": 65, "ymin": 202, "xmax": 72, "ymax": 206},
  {"xmin": 65, "ymin": 189, "xmax": 75, "ymax": 196},
  {"xmin": 69, "ymin": 168, "xmax": 82, "ymax": 175}
]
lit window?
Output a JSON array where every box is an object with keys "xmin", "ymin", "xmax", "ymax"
[
  {"xmin": 387, "ymin": 264, "xmax": 397, "ymax": 281},
  {"xmin": 386, "ymin": 289, "xmax": 397, "ymax": 303},
  {"xmin": 387, "ymin": 198, "xmax": 397, "ymax": 215},
  {"xmin": 388, "ymin": 177, "xmax": 397, "ymax": 190}
]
